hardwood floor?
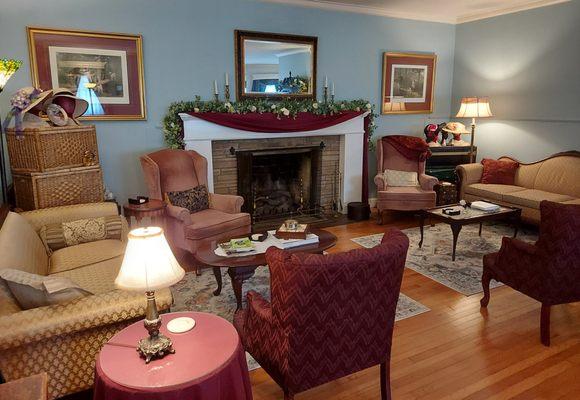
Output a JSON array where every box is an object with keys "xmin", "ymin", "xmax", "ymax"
[{"xmin": 248, "ymin": 215, "xmax": 580, "ymax": 400}]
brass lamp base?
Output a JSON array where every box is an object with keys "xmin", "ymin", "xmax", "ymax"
[{"xmin": 138, "ymin": 290, "xmax": 175, "ymax": 363}]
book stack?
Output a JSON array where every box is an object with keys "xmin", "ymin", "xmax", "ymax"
[
  {"xmin": 218, "ymin": 237, "xmax": 256, "ymax": 256},
  {"xmin": 471, "ymin": 201, "xmax": 500, "ymax": 212}
]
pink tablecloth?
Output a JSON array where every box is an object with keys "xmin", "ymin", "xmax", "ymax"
[{"xmin": 93, "ymin": 312, "xmax": 253, "ymax": 400}]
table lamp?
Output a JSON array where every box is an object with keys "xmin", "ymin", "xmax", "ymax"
[
  {"xmin": 115, "ymin": 226, "xmax": 185, "ymax": 363},
  {"xmin": 455, "ymin": 97, "xmax": 493, "ymax": 162},
  {"xmin": 0, "ymin": 58, "xmax": 22, "ymax": 204}
]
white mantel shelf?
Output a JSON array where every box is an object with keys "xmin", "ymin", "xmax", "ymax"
[{"xmin": 179, "ymin": 112, "xmax": 369, "ymax": 212}]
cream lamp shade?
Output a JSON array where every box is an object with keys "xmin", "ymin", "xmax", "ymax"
[
  {"xmin": 115, "ymin": 227, "xmax": 185, "ymax": 292},
  {"xmin": 456, "ymin": 97, "xmax": 493, "ymax": 118}
]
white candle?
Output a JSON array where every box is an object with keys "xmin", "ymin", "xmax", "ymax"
[
  {"xmin": 225, "ymin": 73, "xmax": 229, "ymax": 86},
  {"xmin": 331, "ymin": 82, "xmax": 335, "ymax": 96},
  {"xmin": 214, "ymin": 80, "xmax": 218, "ymax": 95},
  {"xmin": 324, "ymin": 76, "xmax": 328, "ymax": 88}
]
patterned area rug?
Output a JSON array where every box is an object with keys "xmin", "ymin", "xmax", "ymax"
[
  {"xmin": 352, "ymin": 222, "xmax": 538, "ymax": 296},
  {"xmin": 171, "ymin": 267, "xmax": 429, "ymax": 370}
]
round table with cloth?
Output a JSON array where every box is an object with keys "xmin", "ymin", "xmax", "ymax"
[{"xmin": 93, "ymin": 311, "xmax": 253, "ymax": 400}]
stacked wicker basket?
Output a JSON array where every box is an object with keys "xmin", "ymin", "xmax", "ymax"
[{"xmin": 6, "ymin": 124, "xmax": 104, "ymax": 210}]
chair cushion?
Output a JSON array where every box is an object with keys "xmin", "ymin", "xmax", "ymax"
[
  {"xmin": 49, "ymin": 239, "xmax": 126, "ymax": 274},
  {"xmin": 464, "ymin": 183, "xmax": 526, "ymax": 201},
  {"xmin": 52, "ymin": 257, "xmax": 122, "ymax": 294},
  {"xmin": 481, "ymin": 158, "xmax": 519, "ymax": 185},
  {"xmin": 377, "ymin": 186, "xmax": 435, "ymax": 202},
  {"xmin": 0, "ymin": 268, "xmax": 91, "ymax": 310},
  {"xmin": 502, "ymin": 189, "xmax": 574, "ymax": 210},
  {"xmin": 185, "ymin": 209, "xmax": 251, "ymax": 240}
]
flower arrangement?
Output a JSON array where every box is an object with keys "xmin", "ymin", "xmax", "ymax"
[{"xmin": 162, "ymin": 96, "xmax": 377, "ymax": 150}]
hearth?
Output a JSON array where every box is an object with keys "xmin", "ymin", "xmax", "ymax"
[{"xmin": 236, "ymin": 146, "xmax": 322, "ymax": 222}]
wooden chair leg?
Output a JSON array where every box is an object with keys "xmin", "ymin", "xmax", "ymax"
[
  {"xmin": 541, "ymin": 304, "xmax": 551, "ymax": 346},
  {"xmin": 377, "ymin": 210, "xmax": 384, "ymax": 225},
  {"xmin": 480, "ymin": 270, "xmax": 491, "ymax": 307},
  {"xmin": 380, "ymin": 361, "xmax": 391, "ymax": 400}
]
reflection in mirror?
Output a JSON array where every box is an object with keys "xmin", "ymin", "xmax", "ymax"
[
  {"xmin": 244, "ymin": 40, "xmax": 313, "ymax": 95},
  {"xmin": 235, "ymin": 31, "xmax": 317, "ymax": 100}
]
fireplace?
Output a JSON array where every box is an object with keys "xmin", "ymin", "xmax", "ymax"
[{"xmin": 236, "ymin": 146, "xmax": 322, "ymax": 222}]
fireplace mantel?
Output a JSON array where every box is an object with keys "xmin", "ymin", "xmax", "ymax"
[{"xmin": 179, "ymin": 112, "xmax": 369, "ymax": 212}]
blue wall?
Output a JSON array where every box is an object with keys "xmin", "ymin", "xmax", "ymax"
[
  {"xmin": 0, "ymin": 0, "xmax": 455, "ymax": 202},
  {"xmin": 452, "ymin": 1, "xmax": 580, "ymax": 162}
]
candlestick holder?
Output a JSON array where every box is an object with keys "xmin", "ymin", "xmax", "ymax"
[
  {"xmin": 213, "ymin": 93, "xmax": 219, "ymax": 102},
  {"xmin": 323, "ymin": 87, "xmax": 328, "ymax": 104},
  {"xmin": 224, "ymin": 84, "xmax": 230, "ymax": 102}
]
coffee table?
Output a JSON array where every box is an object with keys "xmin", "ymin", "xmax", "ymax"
[
  {"xmin": 418, "ymin": 203, "xmax": 521, "ymax": 261},
  {"xmin": 195, "ymin": 228, "xmax": 337, "ymax": 310}
]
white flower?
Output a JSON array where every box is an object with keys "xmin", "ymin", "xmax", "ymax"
[
  {"xmin": 312, "ymin": 102, "xmax": 319, "ymax": 109},
  {"xmin": 250, "ymin": 105, "xmax": 257, "ymax": 112},
  {"xmin": 366, "ymin": 103, "xmax": 372, "ymax": 109},
  {"xmin": 281, "ymin": 107, "xmax": 290, "ymax": 116},
  {"xmin": 340, "ymin": 103, "xmax": 345, "ymax": 109},
  {"xmin": 271, "ymin": 104, "xmax": 277, "ymax": 109},
  {"xmin": 193, "ymin": 107, "xmax": 200, "ymax": 113},
  {"xmin": 225, "ymin": 102, "xmax": 232, "ymax": 108},
  {"xmin": 356, "ymin": 107, "xmax": 361, "ymax": 112}
]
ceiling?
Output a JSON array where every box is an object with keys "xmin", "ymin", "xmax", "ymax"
[
  {"xmin": 245, "ymin": 40, "xmax": 312, "ymax": 64},
  {"xmin": 259, "ymin": 0, "xmax": 569, "ymax": 24}
]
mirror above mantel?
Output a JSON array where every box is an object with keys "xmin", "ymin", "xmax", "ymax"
[{"xmin": 235, "ymin": 30, "xmax": 317, "ymax": 101}]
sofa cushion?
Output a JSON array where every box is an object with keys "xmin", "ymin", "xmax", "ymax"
[
  {"xmin": 40, "ymin": 215, "xmax": 123, "ymax": 252},
  {"xmin": 0, "ymin": 282, "xmax": 21, "ymax": 316},
  {"xmin": 464, "ymin": 183, "xmax": 526, "ymax": 201},
  {"xmin": 562, "ymin": 198, "xmax": 580, "ymax": 205},
  {"xmin": 503, "ymin": 189, "xmax": 574, "ymax": 210},
  {"xmin": 0, "ymin": 212, "xmax": 48, "ymax": 276},
  {"xmin": 533, "ymin": 156, "xmax": 580, "ymax": 198},
  {"xmin": 0, "ymin": 268, "xmax": 91, "ymax": 310},
  {"xmin": 481, "ymin": 158, "xmax": 519, "ymax": 185},
  {"xmin": 49, "ymin": 239, "xmax": 126, "ymax": 274},
  {"xmin": 185, "ymin": 209, "xmax": 251, "ymax": 240},
  {"xmin": 52, "ymin": 256, "xmax": 122, "ymax": 294}
]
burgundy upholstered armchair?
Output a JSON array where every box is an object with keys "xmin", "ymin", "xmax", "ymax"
[
  {"xmin": 375, "ymin": 136, "xmax": 437, "ymax": 224},
  {"xmin": 481, "ymin": 201, "xmax": 580, "ymax": 346},
  {"xmin": 140, "ymin": 149, "xmax": 251, "ymax": 267},
  {"xmin": 234, "ymin": 229, "xmax": 409, "ymax": 400}
]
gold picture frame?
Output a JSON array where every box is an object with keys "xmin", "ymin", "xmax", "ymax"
[
  {"xmin": 27, "ymin": 26, "xmax": 147, "ymax": 120},
  {"xmin": 381, "ymin": 52, "xmax": 437, "ymax": 115}
]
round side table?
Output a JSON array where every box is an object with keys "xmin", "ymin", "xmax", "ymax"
[
  {"xmin": 94, "ymin": 312, "xmax": 253, "ymax": 400},
  {"xmin": 123, "ymin": 199, "xmax": 166, "ymax": 228}
]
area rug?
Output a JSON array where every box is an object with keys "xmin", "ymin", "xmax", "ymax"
[
  {"xmin": 352, "ymin": 222, "xmax": 537, "ymax": 296},
  {"xmin": 171, "ymin": 267, "xmax": 429, "ymax": 370}
]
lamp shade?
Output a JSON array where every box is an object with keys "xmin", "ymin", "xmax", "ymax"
[
  {"xmin": 115, "ymin": 227, "xmax": 185, "ymax": 292},
  {"xmin": 0, "ymin": 59, "xmax": 22, "ymax": 91},
  {"xmin": 456, "ymin": 97, "xmax": 493, "ymax": 118}
]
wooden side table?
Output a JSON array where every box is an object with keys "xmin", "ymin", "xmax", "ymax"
[
  {"xmin": 123, "ymin": 199, "xmax": 166, "ymax": 228},
  {"xmin": 0, "ymin": 373, "xmax": 48, "ymax": 400}
]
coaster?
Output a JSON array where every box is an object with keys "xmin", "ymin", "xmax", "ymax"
[{"xmin": 167, "ymin": 317, "xmax": 196, "ymax": 333}]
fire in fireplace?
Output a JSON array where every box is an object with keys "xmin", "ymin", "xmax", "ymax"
[{"xmin": 236, "ymin": 145, "xmax": 322, "ymax": 222}]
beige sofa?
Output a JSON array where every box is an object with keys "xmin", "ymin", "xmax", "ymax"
[
  {"xmin": 456, "ymin": 152, "xmax": 580, "ymax": 224},
  {"xmin": 0, "ymin": 202, "xmax": 173, "ymax": 399}
]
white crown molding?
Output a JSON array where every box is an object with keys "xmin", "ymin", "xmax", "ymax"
[{"xmin": 258, "ymin": 0, "xmax": 570, "ymax": 25}]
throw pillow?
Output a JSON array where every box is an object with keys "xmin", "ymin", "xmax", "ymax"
[
  {"xmin": 0, "ymin": 268, "xmax": 92, "ymax": 310},
  {"xmin": 40, "ymin": 215, "xmax": 123, "ymax": 252},
  {"xmin": 481, "ymin": 159, "xmax": 519, "ymax": 185},
  {"xmin": 166, "ymin": 185, "xmax": 210, "ymax": 213},
  {"xmin": 383, "ymin": 169, "xmax": 419, "ymax": 187}
]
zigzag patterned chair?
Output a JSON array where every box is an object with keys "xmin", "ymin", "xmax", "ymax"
[
  {"xmin": 234, "ymin": 229, "xmax": 409, "ymax": 400},
  {"xmin": 481, "ymin": 200, "xmax": 580, "ymax": 346}
]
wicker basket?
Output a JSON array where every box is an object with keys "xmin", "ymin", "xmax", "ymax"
[
  {"xmin": 13, "ymin": 166, "xmax": 104, "ymax": 210},
  {"xmin": 6, "ymin": 125, "xmax": 99, "ymax": 173}
]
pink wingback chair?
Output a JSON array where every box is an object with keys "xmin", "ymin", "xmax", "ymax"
[
  {"xmin": 140, "ymin": 149, "xmax": 251, "ymax": 265},
  {"xmin": 234, "ymin": 229, "xmax": 409, "ymax": 400},
  {"xmin": 374, "ymin": 137, "xmax": 438, "ymax": 223}
]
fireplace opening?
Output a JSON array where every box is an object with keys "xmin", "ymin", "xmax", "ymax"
[{"xmin": 237, "ymin": 146, "xmax": 322, "ymax": 223}]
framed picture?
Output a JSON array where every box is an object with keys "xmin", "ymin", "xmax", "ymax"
[
  {"xmin": 381, "ymin": 52, "xmax": 436, "ymax": 115},
  {"xmin": 27, "ymin": 27, "xmax": 146, "ymax": 120}
]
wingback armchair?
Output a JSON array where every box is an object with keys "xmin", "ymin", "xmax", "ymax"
[
  {"xmin": 375, "ymin": 136, "xmax": 437, "ymax": 224},
  {"xmin": 481, "ymin": 201, "xmax": 580, "ymax": 346},
  {"xmin": 234, "ymin": 229, "xmax": 409, "ymax": 400},
  {"xmin": 140, "ymin": 149, "xmax": 251, "ymax": 268}
]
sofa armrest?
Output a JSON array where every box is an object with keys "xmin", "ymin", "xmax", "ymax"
[
  {"xmin": 210, "ymin": 193, "xmax": 244, "ymax": 214},
  {"xmin": 374, "ymin": 173, "xmax": 387, "ymax": 191},
  {"xmin": 456, "ymin": 163, "xmax": 483, "ymax": 198},
  {"xmin": 166, "ymin": 203, "xmax": 192, "ymax": 225},
  {"xmin": 21, "ymin": 202, "xmax": 120, "ymax": 232},
  {"xmin": 419, "ymin": 173, "xmax": 438, "ymax": 191},
  {"xmin": 0, "ymin": 288, "xmax": 173, "ymax": 351},
  {"xmin": 489, "ymin": 237, "xmax": 542, "ymax": 277}
]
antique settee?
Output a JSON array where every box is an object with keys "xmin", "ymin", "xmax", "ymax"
[
  {"xmin": 456, "ymin": 151, "xmax": 580, "ymax": 224},
  {"xmin": 0, "ymin": 203, "xmax": 173, "ymax": 399}
]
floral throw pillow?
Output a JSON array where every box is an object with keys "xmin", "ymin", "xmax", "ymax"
[
  {"xmin": 40, "ymin": 215, "xmax": 123, "ymax": 252},
  {"xmin": 166, "ymin": 185, "xmax": 210, "ymax": 213}
]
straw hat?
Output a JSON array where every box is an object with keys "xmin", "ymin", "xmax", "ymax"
[
  {"xmin": 18, "ymin": 87, "xmax": 53, "ymax": 115},
  {"xmin": 45, "ymin": 88, "xmax": 89, "ymax": 124},
  {"xmin": 442, "ymin": 121, "xmax": 470, "ymax": 135}
]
